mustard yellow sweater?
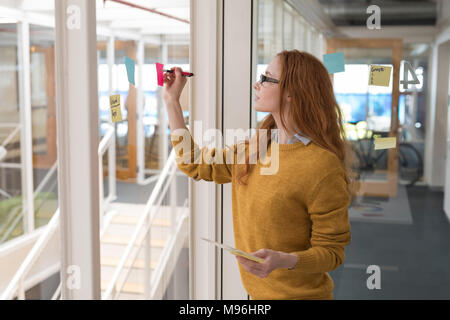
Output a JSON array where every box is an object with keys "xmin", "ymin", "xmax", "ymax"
[{"xmin": 170, "ymin": 129, "xmax": 351, "ymax": 300}]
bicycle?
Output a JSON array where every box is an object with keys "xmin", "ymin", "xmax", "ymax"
[{"xmin": 345, "ymin": 120, "xmax": 423, "ymax": 187}]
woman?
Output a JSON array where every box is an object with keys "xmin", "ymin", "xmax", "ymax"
[{"xmin": 162, "ymin": 49, "xmax": 353, "ymax": 300}]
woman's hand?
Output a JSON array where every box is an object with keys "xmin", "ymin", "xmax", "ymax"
[
  {"xmin": 235, "ymin": 249, "xmax": 298, "ymax": 278},
  {"xmin": 163, "ymin": 67, "xmax": 188, "ymax": 102}
]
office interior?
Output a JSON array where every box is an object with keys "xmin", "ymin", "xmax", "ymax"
[{"xmin": 0, "ymin": 0, "xmax": 449, "ymax": 300}]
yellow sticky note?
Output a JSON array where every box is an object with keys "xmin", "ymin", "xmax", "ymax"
[
  {"xmin": 110, "ymin": 94, "xmax": 120, "ymax": 107},
  {"xmin": 111, "ymin": 106, "xmax": 122, "ymax": 122},
  {"xmin": 110, "ymin": 94, "xmax": 122, "ymax": 122},
  {"xmin": 230, "ymin": 249, "xmax": 265, "ymax": 264},
  {"xmin": 374, "ymin": 137, "xmax": 396, "ymax": 150},
  {"xmin": 200, "ymin": 237, "xmax": 264, "ymax": 264},
  {"xmin": 369, "ymin": 65, "xmax": 392, "ymax": 87}
]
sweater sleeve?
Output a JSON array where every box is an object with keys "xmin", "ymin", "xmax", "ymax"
[
  {"xmin": 288, "ymin": 168, "xmax": 351, "ymax": 273},
  {"xmin": 170, "ymin": 128, "xmax": 235, "ymax": 184}
]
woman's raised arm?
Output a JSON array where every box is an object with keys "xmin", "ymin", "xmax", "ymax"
[{"xmin": 163, "ymin": 69, "xmax": 235, "ymax": 184}]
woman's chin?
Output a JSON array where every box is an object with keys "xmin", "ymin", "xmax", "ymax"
[{"xmin": 253, "ymin": 104, "xmax": 265, "ymax": 112}]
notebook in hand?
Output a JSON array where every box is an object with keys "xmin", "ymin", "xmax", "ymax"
[{"xmin": 200, "ymin": 237, "xmax": 264, "ymax": 264}]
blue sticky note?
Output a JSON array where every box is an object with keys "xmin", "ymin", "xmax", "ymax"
[
  {"xmin": 124, "ymin": 56, "xmax": 135, "ymax": 86},
  {"xmin": 323, "ymin": 52, "xmax": 345, "ymax": 74}
]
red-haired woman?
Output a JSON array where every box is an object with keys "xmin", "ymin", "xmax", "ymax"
[{"xmin": 163, "ymin": 50, "xmax": 352, "ymax": 300}]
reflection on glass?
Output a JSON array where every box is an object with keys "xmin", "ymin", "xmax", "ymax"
[
  {"xmin": 95, "ymin": 0, "xmax": 191, "ymax": 300},
  {"xmin": 253, "ymin": 0, "xmax": 324, "ymax": 129},
  {"xmin": 0, "ymin": 23, "xmax": 23, "ymax": 243},
  {"xmin": 143, "ymin": 43, "xmax": 190, "ymax": 174},
  {"xmin": 30, "ymin": 24, "xmax": 59, "ymax": 230},
  {"xmin": 333, "ymin": 47, "xmax": 395, "ymax": 184}
]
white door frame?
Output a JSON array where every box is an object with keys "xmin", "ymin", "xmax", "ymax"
[
  {"xmin": 189, "ymin": 0, "xmax": 254, "ymax": 300},
  {"xmin": 54, "ymin": 0, "xmax": 101, "ymax": 299},
  {"xmin": 189, "ymin": 0, "xmax": 223, "ymax": 299},
  {"xmin": 221, "ymin": 0, "xmax": 254, "ymax": 300},
  {"xmin": 17, "ymin": 21, "xmax": 35, "ymax": 234}
]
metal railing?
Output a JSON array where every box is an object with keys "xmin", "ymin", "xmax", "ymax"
[
  {"xmin": 0, "ymin": 161, "xmax": 58, "ymax": 244},
  {"xmin": 0, "ymin": 123, "xmax": 21, "ymax": 197},
  {"xmin": 1, "ymin": 123, "xmax": 186, "ymax": 300},
  {"xmin": 102, "ymin": 148, "xmax": 179, "ymax": 300},
  {"xmin": 1, "ymin": 124, "xmax": 117, "ymax": 300},
  {"xmin": 0, "ymin": 123, "xmax": 21, "ymax": 148},
  {"xmin": 98, "ymin": 123, "xmax": 117, "ymax": 226},
  {"xmin": 1, "ymin": 208, "xmax": 60, "ymax": 300}
]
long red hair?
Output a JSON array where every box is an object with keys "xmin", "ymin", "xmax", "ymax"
[{"xmin": 234, "ymin": 49, "xmax": 357, "ymax": 199}]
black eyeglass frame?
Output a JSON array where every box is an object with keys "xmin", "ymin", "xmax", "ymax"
[{"xmin": 258, "ymin": 74, "xmax": 279, "ymax": 85}]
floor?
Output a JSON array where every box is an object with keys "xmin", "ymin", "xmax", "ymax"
[
  {"xmin": 105, "ymin": 174, "xmax": 189, "ymax": 206},
  {"xmin": 329, "ymin": 186, "xmax": 450, "ymax": 300},
  {"xmin": 23, "ymin": 183, "xmax": 450, "ymax": 300}
]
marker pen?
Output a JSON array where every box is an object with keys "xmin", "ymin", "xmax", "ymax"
[{"xmin": 163, "ymin": 69, "xmax": 194, "ymax": 77}]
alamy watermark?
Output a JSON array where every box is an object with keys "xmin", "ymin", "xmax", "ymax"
[
  {"xmin": 171, "ymin": 121, "xmax": 280, "ymax": 175},
  {"xmin": 366, "ymin": 265, "xmax": 381, "ymax": 290},
  {"xmin": 66, "ymin": 264, "xmax": 81, "ymax": 290},
  {"xmin": 66, "ymin": 5, "xmax": 81, "ymax": 30},
  {"xmin": 366, "ymin": 5, "xmax": 381, "ymax": 30}
]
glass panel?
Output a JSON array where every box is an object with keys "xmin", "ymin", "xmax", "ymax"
[
  {"xmin": 161, "ymin": 43, "xmax": 190, "ymax": 168},
  {"xmin": 333, "ymin": 47, "xmax": 394, "ymax": 183},
  {"xmin": 29, "ymin": 24, "xmax": 58, "ymax": 230},
  {"xmin": 142, "ymin": 43, "xmax": 190, "ymax": 177},
  {"xmin": 283, "ymin": 2, "xmax": 294, "ymax": 50},
  {"xmin": 397, "ymin": 43, "xmax": 428, "ymax": 184},
  {"xmin": 97, "ymin": 36, "xmax": 109, "ymax": 136},
  {"xmin": 97, "ymin": 36, "xmax": 112, "ymax": 199},
  {"xmin": 253, "ymin": 0, "xmax": 317, "ymax": 128},
  {"xmin": 143, "ymin": 43, "xmax": 160, "ymax": 174},
  {"xmin": 97, "ymin": 0, "xmax": 191, "ymax": 300},
  {"xmin": 0, "ymin": 22, "xmax": 23, "ymax": 243},
  {"xmin": 112, "ymin": 39, "xmax": 135, "ymax": 180}
]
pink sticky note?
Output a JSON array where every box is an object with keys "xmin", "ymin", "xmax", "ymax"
[{"xmin": 156, "ymin": 62, "xmax": 164, "ymax": 87}]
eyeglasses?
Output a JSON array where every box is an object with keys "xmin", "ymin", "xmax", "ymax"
[{"xmin": 258, "ymin": 74, "xmax": 279, "ymax": 85}]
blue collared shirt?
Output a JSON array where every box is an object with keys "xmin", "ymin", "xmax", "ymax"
[{"xmin": 275, "ymin": 131, "xmax": 311, "ymax": 145}]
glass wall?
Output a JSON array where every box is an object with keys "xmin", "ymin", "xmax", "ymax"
[
  {"xmin": 95, "ymin": 2, "xmax": 191, "ymax": 301},
  {"xmin": 250, "ymin": 0, "xmax": 444, "ymax": 300},
  {"xmin": 0, "ymin": 0, "xmax": 191, "ymax": 301},
  {"xmin": 0, "ymin": 21, "xmax": 58, "ymax": 243},
  {"xmin": 143, "ymin": 42, "xmax": 190, "ymax": 176},
  {"xmin": 30, "ymin": 24, "xmax": 58, "ymax": 230},
  {"xmin": 0, "ymin": 22, "xmax": 22, "ymax": 243},
  {"xmin": 333, "ymin": 45, "xmax": 427, "ymax": 185},
  {"xmin": 252, "ymin": 0, "xmax": 324, "ymax": 127},
  {"xmin": 334, "ymin": 47, "xmax": 395, "ymax": 186}
]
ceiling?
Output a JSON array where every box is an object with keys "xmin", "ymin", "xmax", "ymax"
[
  {"xmin": 0, "ymin": 0, "xmax": 190, "ymax": 36},
  {"xmin": 318, "ymin": 0, "xmax": 437, "ymax": 26}
]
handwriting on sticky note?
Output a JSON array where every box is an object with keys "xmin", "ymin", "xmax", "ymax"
[
  {"xmin": 110, "ymin": 94, "xmax": 120, "ymax": 107},
  {"xmin": 374, "ymin": 137, "xmax": 396, "ymax": 150},
  {"xmin": 369, "ymin": 65, "xmax": 392, "ymax": 87},
  {"xmin": 110, "ymin": 94, "xmax": 122, "ymax": 122}
]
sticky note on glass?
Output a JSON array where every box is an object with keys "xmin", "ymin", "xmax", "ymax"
[
  {"xmin": 200, "ymin": 237, "xmax": 264, "ymax": 264},
  {"xmin": 369, "ymin": 65, "xmax": 392, "ymax": 87},
  {"xmin": 323, "ymin": 52, "xmax": 345, "ymax": 74},
  {"xmin": 110, "ymin": 94, "xmax": 123, "ymax": 122},
  {"xmin": 374, "ymin": 137, "xmax": 396, "ymax": 150},
  {"xmin": 124, "ymin": 56, "xmax": 135, "ymax": 86}
]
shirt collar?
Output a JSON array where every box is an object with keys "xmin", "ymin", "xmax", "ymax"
[
  {"xmin": 275, "ymin": 130, "xmax": 311, "ymax": 145},
  {"xmin": 291, "ymin": 132, "xmax": 311, "ymax": 145}
]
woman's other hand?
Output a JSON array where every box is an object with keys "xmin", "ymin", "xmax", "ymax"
[
  {"xmin": 235, "ymin": 248, "xmax": 298, "ymax": 278},
  {"xmin": 163, "ymin": 67, "xmax": 188, "ymax": 102}
]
